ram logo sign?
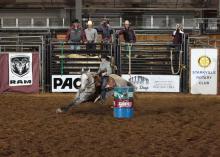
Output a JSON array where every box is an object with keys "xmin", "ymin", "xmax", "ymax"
[
  {"xmin": 9, "ymin": 53, "xmax": 32, "ymax": 86},
  {"xmin": 11, "ymin": 56, "xmax": 30, "ymax": 77}
]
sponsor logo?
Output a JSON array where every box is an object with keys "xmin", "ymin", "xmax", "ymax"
[
  {"xmin": 10, "ymin": 56, "xmax": 30, "ymax": 77},
  {"xmin": 198, "ymin": 56, "xmax": 211, "ymax": 68},
  {"xmin": 53, "ymin": 77, "xmax": 81, "ymax": 90},
  {"xmin": 129, "ymin": 76, "xmax": 149, "ymax": 90},
  {"xmin": 10, "ymin": 80, "xmax": 32, "ymax": 85}
]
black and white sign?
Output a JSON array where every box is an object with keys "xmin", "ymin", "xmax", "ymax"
[
  {"xmin": 122, "ymin": 75, "xmax": 180, "ymax": 92},
  {"xmin": 9, "ymin": 53, "xmax": 32, "ymax": 86},
  {"xmin": 190, "ymin": 48, "xmax": 218, "ymax": 95},
  {"xmin": 52, "ymin": 75, "xmax": 81, "ymax": 92}
]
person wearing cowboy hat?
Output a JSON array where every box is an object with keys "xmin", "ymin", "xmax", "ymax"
[
  {"xmin": 96, "ymin": 18, "xmax": 113, "ymax": 51},
  {"xmin": 118, "ymin": 20, "xmax": 136, "ymax": 51},
  {"xmin": 119, "ymin": 20, "xmax": 136, "ymax": 43},
  {"xmin": 85, "ymin": 20, "xmax": 98, "ymax": 51},
  {"xmin": 66, "ymin": 19, "xmax": 86, "ymax": 50}
]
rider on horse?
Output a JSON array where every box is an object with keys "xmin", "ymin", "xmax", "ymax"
[{"xmin": 98, "ymin": 54, "xmax": 112, "ymax": 101}]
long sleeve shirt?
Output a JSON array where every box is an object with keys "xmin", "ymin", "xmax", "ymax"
[
  {"xmin": 118, "ymin": 27, "xmax": 136, "ymax": 43},
  {"xmin": 98, "ymin": 60, "xmax": 112, "ymax": 76},
  {"xmin": 85, "ymin": 28, "xmax": 98, "ymax": 43},
  {"xmin": 96, "ymin": 24, "xmax": 113, "ymax": 42}
]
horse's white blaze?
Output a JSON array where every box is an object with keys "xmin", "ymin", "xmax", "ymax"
[{"xmin": 80, "ymin": 73, "xmax": 89, "ymax": 91}]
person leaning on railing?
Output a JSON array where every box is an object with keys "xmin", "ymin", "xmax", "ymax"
[
  {"xmin": 84, "ymin": 20, "xmax": 98, "ymax": 51},
  {"xmin": 118, "ymin": 20, "xmax": 136, "ymax": 51},
  {"xmin": 96, "ymin": 18, "xmax": 113, "ymax": 51},
  {"xmin": 66, "ymin": 19, "xmax": 86, "ymax": 50}
]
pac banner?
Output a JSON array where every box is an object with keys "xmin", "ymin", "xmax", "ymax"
[
  {"xmin": 122, "ymin": 75, "xmax": 180, "ymax": 92},
  {"xmin": 52, "ymin": 75, "xmax": 81, "ymax": 92},
  {"xmin": 9, "ymin": 53, "xmax": 32, "ymax": 86},
  {"xmin": 190, "ymin": 48, "xmax": 218, "ymax": 95}
]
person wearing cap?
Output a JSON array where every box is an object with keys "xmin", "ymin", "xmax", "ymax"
[
  {"xmin": 85, "ymin": 20, "xmax": 98, "ymax": 51},
  {"xmin": 66, "ymin": 19, "xmax": 86, "ymax": 50},
  {"xmin": 96, "ymin": 18, "xmax": 113, "ymax": 51},
  {"xmin": 97, "ymin": 54, "xmax": 112, "ymax": 100},
  {"xmin": 171, "ymin": 24, "xmax": 184, "ymax": 68},
  {"xmin": 118, "ymin": 20, "xmax": 136, "ymax": 51},
  {"xmin": 172, "ymin": 24, "xmax": 184, "ymax": 45}
]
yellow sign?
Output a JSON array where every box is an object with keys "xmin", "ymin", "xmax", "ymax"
[{"xmin": 198, "ymin": 56, "xmax": 211, "ymax": 68}]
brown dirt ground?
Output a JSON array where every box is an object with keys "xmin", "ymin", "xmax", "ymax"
[{"xmin": 0, "ymin": 93, "xmax": 220, "ymax": 157}]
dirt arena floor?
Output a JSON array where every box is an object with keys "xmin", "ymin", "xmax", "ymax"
[{"xmin": 0, "ymin": 93, "xmax": 220, "ymax": 157}]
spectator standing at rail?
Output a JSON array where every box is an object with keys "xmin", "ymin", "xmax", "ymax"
[
  {"xmin": 171, "ymin": 24, "xmax": 184, "ymax": 73},
  {"xmin": 85, "ymin": 20, "xmax": 98, "ymax": 51},
  {"xmin": 172, "ymin": 24, "xmax": 184, "ymax": 50},
  {"xmin": 98, "ymin": 54, "xmax": 112, "ymax": 101},
  {"xmin": 118, "ymin": 20, "xmax": 136, "ymax": 52},
  {"xmin": 66, "ymin": 19, "xmax": 86, "ymax": 50},
  {"xmin": 96, "ymin": 18, "xmax": 113, "ymax": 51}
]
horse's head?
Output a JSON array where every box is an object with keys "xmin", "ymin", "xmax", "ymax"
[{"xmin": 80, "ymin": 67, "xmax": 94, "ymax": 92}]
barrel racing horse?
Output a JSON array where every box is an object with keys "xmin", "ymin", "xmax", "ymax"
[{"xmin": 56, "ymin": 68, "xmax": 133, "ymax": 113}]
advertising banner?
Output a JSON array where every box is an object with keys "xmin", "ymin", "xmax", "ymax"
[
  {"xmin": 0, "ymin": 53, "xmax": 39, "ymax": 93},
  {"xmin": 52, "ymin": 75, "xmax": 81, "ymax": 92},
  {"xmin": 122, "ymin": 75, "xmax": 180, "ymax": 92},
  {"xmin": 9, "ymin": 53, "xmax": 32, "ymax": 86},
  {"xmin": 190, "ymin": 48, "xmax": 218, "ymax": 95}
]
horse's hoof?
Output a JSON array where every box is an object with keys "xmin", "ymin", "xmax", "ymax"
[{"xmin": 56, "ymin": 108, "xmax": 63, "ymax": 113}]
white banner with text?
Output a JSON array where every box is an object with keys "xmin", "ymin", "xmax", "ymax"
[
  {"xmin": 190, "ymin": 48, "xmax": 218, "ymax": 95},
  {"xmin": 122, "ymin": 75, "xmax": 180, "ymax": 92},
  {"xmin": 52, "ymin": 75, "xmax": 81, "ymax": 92}
]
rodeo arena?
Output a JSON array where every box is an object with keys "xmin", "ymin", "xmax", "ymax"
[{"xmin": 0, "ymin": 0, "xmax": 220, "ymax": 156}]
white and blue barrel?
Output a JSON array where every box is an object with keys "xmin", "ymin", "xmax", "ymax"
[{"xmin": 113, "ymin": 86, "xmax": 134, "ymax": 118}]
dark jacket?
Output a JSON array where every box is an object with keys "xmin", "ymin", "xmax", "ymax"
[
  {"xmin": 172, "ymin": 29, "xmax": 184, "ymax": 45},
  {"xmin": 118, "ymin": 27, "xmax": 136, "ymax": 43},
  {"xmin": 96, "ymin": 24, "xmax": 113, "ymax": 42}
]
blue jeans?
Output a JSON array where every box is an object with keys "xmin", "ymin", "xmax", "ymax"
[
  {"xmin": 69, "ymin": 41, "xmax": 80, "ymax": 50},
  {"xmin": 101, "ymin": 76, "xmax": 108, "ymax": 100},
  {"xmin": 70, "ymin": 45, "xmax": 80, "ymax": 50}
]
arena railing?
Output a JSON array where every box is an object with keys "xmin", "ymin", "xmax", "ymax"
[
  {"xmin": 0, "ymin": 16, "xmax": 196, "ymax": 30},
  {"xmin": 0, "ymin": 17, "xmax": 69, "ymax": 29},
  {"xmin": 117, "ymin": 35, "xmax": 189, "ymax": 92},
  {"xmin": 48, "ymin": 42, "xmax": 114, "ymax": 91}
]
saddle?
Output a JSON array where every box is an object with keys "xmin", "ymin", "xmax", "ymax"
[{"xmin": 94, "ymin": 74, "xmax": 116, "ymax": 90}]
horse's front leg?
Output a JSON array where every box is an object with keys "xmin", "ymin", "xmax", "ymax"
[
  {"xmin": 56, "ymin": 92, "xmax": 90, "ymax": 113},
  {"xmin": 56, "ymin": 92, "xmax": 81, "ymax": 113},
  {"xmin": 59, "ymin": 98, "xmax": 81, "ymax": 113}
]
